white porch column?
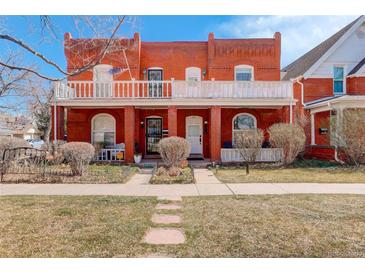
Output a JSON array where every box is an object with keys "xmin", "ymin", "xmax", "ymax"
[
  {"xmin": 53, "ymin": 89, "xmax": 57, "ymax": 143},
  {"xmin": 289, "ymin": 98, "xmax": 293, "ymax": 124},
  {"xmin": 310, "ymin": 113, "xmax": 315, "ymax": 145}
]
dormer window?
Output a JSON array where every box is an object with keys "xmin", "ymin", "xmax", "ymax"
[
  {"xmin": 234, "ymin": 65, "xmax": 254, "ymax": 81},
  {"xmin": 333, "ymin": 66, "xmax": 344, "ymax": 94}
]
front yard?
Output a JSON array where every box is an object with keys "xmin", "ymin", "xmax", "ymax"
[
  {"xmin": 1, "ymin": 164, "xmax": 138, "ymax": 184},
  {"xmin": 0, "ymin": 196, "xmax": 156, "ymax": 257},
  {"xmin": 1, "ymin": 194, "xmax": 365, "ymax": 257},
  {"xmin": 213, "ymin": 167, "xmax": 365, "ymax": 183}
]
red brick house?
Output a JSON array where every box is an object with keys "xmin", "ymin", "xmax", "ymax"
[
  {"xmin": 282, "ymin": 15, "xmax": 365, "ymax": 161},
  {"xmin": 53, "ymin": 30, "xmax": 294, "ymax": 163}
]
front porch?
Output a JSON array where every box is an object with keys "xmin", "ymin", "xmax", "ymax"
[
  {"xmin": 52, "ymin": 103, "xmax": 295, "ymax": 163},
  {"xmin": 304, "ymin": 95, "xmax": 365, "ymax": 160}
]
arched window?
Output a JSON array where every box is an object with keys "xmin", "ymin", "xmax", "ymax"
[
  {"xmin": 91, "ymin": 114, "xmax": 116, "ymax": 147},
  {"xmin": 185, "ymin": 67, "xmax": 201, "ymax": 82},
  {"xmin": 234, "ymin": 65, "xmax": 254, "ymax": 81},
  {"xmin": 232, "ymin": 113, "xmax": 257, "ymax": 145}
]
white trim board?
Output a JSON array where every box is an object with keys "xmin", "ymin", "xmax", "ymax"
[{"xmin": 303, "ymin": 16, "xmax": 365, "ymax": 79}]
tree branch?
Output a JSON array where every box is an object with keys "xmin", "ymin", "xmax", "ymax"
[
  {"xmin": 0, "ymin": 60, "xmax": 59, "ymax": 81},
  {"xmin": 0, "ymin": 16, "xmax": 126, "ymax": 81}
]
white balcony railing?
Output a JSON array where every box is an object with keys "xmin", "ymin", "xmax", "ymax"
[
  {"xmin": 55, "ymin": 80, "xmax": 292, "ymax": 100},
  {"xmin": 221, "ymin": 148, "xmax": 283, "ymax": 163}
]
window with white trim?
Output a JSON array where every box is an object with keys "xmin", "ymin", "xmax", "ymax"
[
  {"xmin": 185, "ymin": 67, "xmax": 201, "ymax": 82},
  {"xmin": 93, "ymin": 64, "xmax": 113, "ymax": 82},
  {"xmin": 234, "ymin": 65, "xmax": 254, "ymax": 81},
  {"xmin": 232, "ymin": 113, "xmax": 257, "ymax": 145},
  {"xmin": 91, "ymin": 114, "xmax": 116, "ymax": 147},
  {"xmin": 333, "ymin": 66, "xmax": 344, "ymax": 94}
]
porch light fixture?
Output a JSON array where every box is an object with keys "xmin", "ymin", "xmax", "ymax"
[
  {"xmin": 140, "ymin": 121, "xmax": 144, "ymax": 128},
  {"xmin": 142, "ymin": 68, "xmax": 147, "ymax": 75},
  {"xmin": 204, "ymin": 120, "xmax": 208, "ymax": 133},
  {"xmin": 202, "ymin": 68, "xmax": 207, "ymax": 76}
]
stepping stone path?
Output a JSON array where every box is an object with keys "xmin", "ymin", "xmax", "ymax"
[
  {"xmin": 142, "ymin": 196, "xmax": 185, "ymax": 247},
  {"xmin": 155, "ymin": 203, "xmax": 182, "ymax": 210},
  {"xmin": 143, "ymin": 228, "xmax": 185, "ymax": 245},
  {"xmin": 151, "ymin": 213, "xmax": 181, "ymax": 224}
]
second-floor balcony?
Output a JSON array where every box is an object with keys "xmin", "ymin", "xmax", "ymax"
[{"xmin": 54, "ymin": 80, "xmax": 293, "ymax": 105}]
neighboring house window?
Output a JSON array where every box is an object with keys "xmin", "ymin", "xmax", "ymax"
[
  {"xmin": 232, "ymin": 113, "xmax": 257, "ymax": 145},
  {"xmin": 333, "ymin": 66, "xmax": 344, "ymax": 93},
  {"xmin": 185, "ymin": 67, "xmax": 201, "ymax": 82},
  {"xmin": 91, "ymin": 114, "xmax": 116, "ymax": 147},
  {"xmin": 234, "ymin": 65, "xmax": 254, "ymax": 81}
]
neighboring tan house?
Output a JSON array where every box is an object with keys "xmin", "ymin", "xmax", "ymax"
[
  {"xmin": 0, "ymin": 112, "xmax": 42, "ymax": 140},
  {"xmin": 282, "ymin": 15, "xmax": 365, "ymax": 160},
  {"xmin": 53, "ymin": 31, "xmax": 293, "ymax": 163}
]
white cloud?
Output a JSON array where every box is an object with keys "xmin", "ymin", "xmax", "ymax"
[{"xmin": 214, "ymin": 16, "xmax": 358, "ymax": 67}]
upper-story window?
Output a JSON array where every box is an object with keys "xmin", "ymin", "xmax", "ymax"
[
  {"xmin": 333, "ymin": 66, "xmax": 345, "ymax": 94},
  {"xmin": 93, "ymin": 64, "xmax": 113, "ymax": 97},
  {"xmin": 93, "ymin": 64, "xmax": 113, "ymax": 82},
  {"xmin": 185, "ymin": 67, "xmax": 201, "ymax": 82},
  {"xmin": 234, "ymin": 65, "xmax": 254, "ymax": 81}
]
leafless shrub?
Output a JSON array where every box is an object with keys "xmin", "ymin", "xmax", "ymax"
[
  {"xmin": 43, "ymin": 140, "xmax": 66, "ymax": 164},
  {"xmin": 234, "ymin": 129, "xmax": 264, "ymax": 174},
  {"xmin": 0, "ymin": 137, "xmax": 31, "ymax": 181},
  {"xmin": 268, "ymin": 123, "xmax": 306, "ymax": 166},
  {"xmin": 295, "ymin": 111, "xmax": 310, "ymax": 129},
  {"xmin": 62, "ymin": 142, "xmax": 95, "ymax": 176},
  {"xmin": 158, "ymin": 137, "xmax": 190, "ymax": 176},
  {"xmin": 158, "ymin": 137, "xmax": 190, "ymax": 167},
  {"xmin": 0, "ymin": 136, "xmax": 30, "ymax": 151},
  {"xmin": 331, "ymin": 109, "xmax": 365, "ymax": 166}
]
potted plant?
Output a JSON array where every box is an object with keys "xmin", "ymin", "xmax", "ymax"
[{"xmin": 134, "ymin": 142, "xmax": 142, "ymax": 164}]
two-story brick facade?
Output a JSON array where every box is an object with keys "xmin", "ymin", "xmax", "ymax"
[{"xmin": 53, "ymin": 30, "xmax": 294, "ymax": 163}]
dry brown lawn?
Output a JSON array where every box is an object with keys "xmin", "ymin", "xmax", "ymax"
[
  {"xmin": 213, "ymin": 167, "xmax": 365, "ymax": 183},
  {"xmin": 174, "ymin": 195, "xmax": 365, "ymax": 257},
  {"xmin": 0, "ymin": 196, "xmax": 156, "ymax": 257},
  {"xmin": 2, "ymin": 195, "xmax": 365, "ymax": 257},
  {"xmin": 1, "ymin": 164, "xmax": 137, "ymax": 184}
]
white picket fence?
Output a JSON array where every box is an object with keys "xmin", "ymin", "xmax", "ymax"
[{"xmin": 221, "ymin": 148, "xmax": 283, "ymax": 163}]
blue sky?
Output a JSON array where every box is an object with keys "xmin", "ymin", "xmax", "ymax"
[{"xmin": 0, "ymin": 15, "xmax": 358, "ymax": 80}]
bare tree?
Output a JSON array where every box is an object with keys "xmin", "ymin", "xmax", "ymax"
[
  {"xmin": 29, "ymin": 85, "xmax": 53, "ymax": 145},
  {"xmin": 331, "ymin": 108, "xmax": 365, "ymax": 166},
  {"xmin": 0, "ymin": 53, "xmax": 32, "ymax": 110},
  {"xmin": 0, "ymin": 16, "xmax": 128, "ymax": 81},
  {"xmin": 234, "ymin": 129, "xmax": 264, "ymax": 174}
]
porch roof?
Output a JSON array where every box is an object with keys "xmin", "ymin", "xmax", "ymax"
[
  {"xmin": 54, "ymin": 98, "xmax": 297, "ymax": 108},
  {"xmin": 304, "ymin": 95, "xmax": 365, "ymax": 114}
]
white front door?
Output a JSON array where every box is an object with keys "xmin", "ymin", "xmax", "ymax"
[{"xmin": 186, "ymin": 116, "xmax": 203, "ymax": 154}]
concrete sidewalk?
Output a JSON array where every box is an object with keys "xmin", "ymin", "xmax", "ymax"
[{"xmin": 2, "ymin": 182, "xmax": 365, "ymax": 196}]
